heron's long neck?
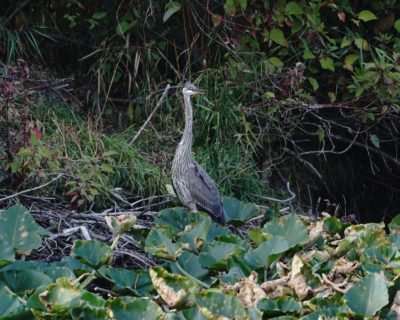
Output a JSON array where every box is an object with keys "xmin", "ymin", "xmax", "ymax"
[{"xmin": 178, "ymin": 94, "xmax": 193, "ymax": 160}]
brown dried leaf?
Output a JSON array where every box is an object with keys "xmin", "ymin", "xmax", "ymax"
[
  {"xmin": 229, "ymin": 272, "xmax": 266, "ymax": 307},
  {"xmin": 261, "ymin": 276, "xmax": 290, "ymax": 298},
  {"xmin": 332, "ymin": 257, "xmax": 359, "ymax": 274},
  {"xmin": 288, "ymin": 255, "xmax": 312, "ymax": 300}
]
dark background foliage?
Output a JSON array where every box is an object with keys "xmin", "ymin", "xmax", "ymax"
[{"xmin": 1, "ymin": 0, "xmax": 400, "ymax": 221}]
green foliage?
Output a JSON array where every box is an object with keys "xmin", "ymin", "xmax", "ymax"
[
  {"xmin": 0, "ymin": 205, "xmax": 399, "ymax": 318},
  {"xmin": 344, "ymin": 273, "xmax": 389, "ymax": 317},
  {"xmin": 0, "ymin": 205, "xmax": 47, "ymax": 264},
  {"xmin": 72, "ymin": 240, "xmax": 113, "ymax": 269}
]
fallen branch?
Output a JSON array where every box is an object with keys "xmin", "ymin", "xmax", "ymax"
[
  {"xmin": 128, "ymin": 84, "xmax": 171, "ymax": 146},
  {"xmin": 0, "ymin": 173, "xmax": 64, "ymax": 203}
]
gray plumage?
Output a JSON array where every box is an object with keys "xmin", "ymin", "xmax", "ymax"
[{"xmin": 171, "ymin": 81, "xmax": 226, "ymax": 225}]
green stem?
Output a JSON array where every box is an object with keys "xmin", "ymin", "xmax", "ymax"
[
  {"xmin": 174, "ymin": 261, "xmax": 210, "ymax": 289},
  {"xmin": 79, "ymin": 269, "xmax": 96, "ymax": 289},
  {"xmin": 110, "ymin": 234, "xmax": 121, "ymax": 250}
]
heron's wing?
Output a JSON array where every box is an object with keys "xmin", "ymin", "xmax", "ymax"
[{"xmin": 188, "ymin": 161, "xmax": 226, "ymax": 224}]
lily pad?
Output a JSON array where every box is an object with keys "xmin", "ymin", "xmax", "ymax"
[
  {"xmin": 106, "ymin": 296, "xmax": 164, "ymax": 319},
  {"xmin": 244, "ymin": 235, "xmax": 289, "ymax": 269},
  {"xmin": 344, "ymin": 273, "xmax": 388, "ymax": 316},
  {"xmin": 199, "ymin": 240, "xmax": 245, "ymax": 270},
  {"xmin": 263, "ymin": 214, "xmax": 308, "ymax": 248},
  {"xmin": 223, "ymin": 196, "xmax": 260, "ymax": 224},
  {"xmin": 0, "ymin": 205, "xmax": 47, "ymax": 263},
  {"xmin": 144, "ymin": 225, "xmax": 182, "ymax": 261},
  {"xmin": 72, "ymin": 240, "xmax": 113, "ymax": 269},
  {"xmin": 195, "ymin": 289, "xmax": 246, "ymax": 319},
  {"xmin": 0, "ymin": 285, "xmax": 23, "ymax": 317}
]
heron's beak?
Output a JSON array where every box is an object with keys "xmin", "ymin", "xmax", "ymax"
[{"xmin": 193, "ymin": 88, "xmax": 205, "ymax": 95}]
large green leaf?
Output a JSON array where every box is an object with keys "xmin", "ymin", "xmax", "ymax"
[
  {"xmin": 364, "ymin": 244, "xmax": 397, "ymax": 264},
  {"xmin": 37, "ymin": 277, "xmax": 83, "ymax": 312},
  {"xmin": 0, "ymin": 285, "xmax": 23, "ymax": 317},
  {"xmin": 0, "ymin": 205, "xmax": 47, "ymax": 262},
  {"xmin": 222, "ymin": 255, "xmax": 252, "ymax": 284},
  {"xmin": 150, "ymin": 266, "xmax": 200, "ymax": 308},
  {"xmin": 244, "ymin": 235, "xmax": 289, "ymax": 269},
  {"xmin": 344, "ymin": 273, "xmax": 388, "ymax": 316},
  {"xmin": 195, "ymin": 289, "xmax": 246, "ymax": 319},
  {"xmin": 1, "ymin": 270, "xmax": 52, "ymax": 294},
  {"xmin": 257, "ymin": 297, "xmax": 302, "ymax": 316},
  {"xmin": 199, "ymin": 240, "xmax": 245, "ymax": 270},
  {"xmin": 71, "ymin": 240, "xmax": 113, "ymax": 269},
  {"xmin": 144, "ymin": 225, "xmax": 182, "ymax": 261},
  {"xmin": 170, "ymin": 252, "xmax": 211, "ymax": 285},
  {"xmin": 262, "ymin": 214, "xmax": 308, "ymax": 248},
  {"xmin": 180, "ymin": 306, "xmax": 208, "ymax": 319},
  {"xmin": 98, "ymin": 266, "xmax": 153, "ymax": 296},
  {"xmin": 156, "ymin": 208, "xmax": 193, "ymax": 233},
  {"xmin": 157, "ymin": 209, "xmax": 212, "ymax": 251},
  {"xmin": 223, "ymin": 196, "xmax": 260, "ymax": 224},
  {"xmin": 106, "ymin": 296, "xmax": 164, "ymax": 320}
]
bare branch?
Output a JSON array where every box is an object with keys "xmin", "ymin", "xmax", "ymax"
[
  {"xmin": 128, "ymin": 84, "xmax": 171, "ymax": 146},
  {"xmin": 0, "ymin": 173, "xmax": 64, "ymax": 203}
]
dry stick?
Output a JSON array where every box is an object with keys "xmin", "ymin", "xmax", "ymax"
[
  {"xmin": 0, "ymin": 173, "xmax": 64, "ymax": 203},
  {"xmin": 128, "ymin": 84, "xmax": 171, "ymax": 146}
]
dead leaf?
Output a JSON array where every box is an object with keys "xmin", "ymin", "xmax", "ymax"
[
  {"xmin": 332, "ymin": 257, "xmax": 359, "ymax": 274},
  {"xmin": 261, "ymin": 276, "xmax": 290, "ymax": 298},
  {"xmin": 288, "ymin": 255, "xmax": 312, "ymax": 300},
  {"xmin": 150, "ymin": 269, "xmax": 187, "ymax": 308},
  {"xmin": 338, "ymin": 11, "xmax": 346, "ymax": 22},
  {"xmin": 228, "ymin": 272, "xmax": 266, "ymax": 307}
]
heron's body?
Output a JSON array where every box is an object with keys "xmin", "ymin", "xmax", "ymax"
[{"xmin": 171, "ymin": 82, "xmax": 226, "ymax": 224}]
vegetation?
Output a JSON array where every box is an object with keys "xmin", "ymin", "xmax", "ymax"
[
  {"xmin": 1, "ymin": 0, "xmax": 400, "ymax": 318},
  {"xmin": 1, "ymin": 204, "xmax": 400, "ymax": 319}
]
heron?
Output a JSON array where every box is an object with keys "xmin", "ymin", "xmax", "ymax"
[{"xmin": 171, "ymin": 81, "xmax": 226, "ymax": 225}]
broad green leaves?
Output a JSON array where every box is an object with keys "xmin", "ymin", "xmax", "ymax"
[
  {"xmin": 262, "ymin": 214, "xmax": 308, "ymax": 248},
  {"xmin": 1, "ymin": 204, "xmax": 398, "ymax": 319},
  {"xmin": 106, "ymin": 296, "xmax": 164, "ymax": 319},
  {"xmin": 244, "ymin": 235, "xmax": 289, "ymax": 268},
  {"xmin": 344, "ymin": 273, "xmax": 389, "ymax": 316},
  {"xmin": 0, "ymin": 205, "xmax": 47, "ymax": 264},
  {"xmin": 223, "ymin": 196, "xmax": 260, "ymax": 224},
  {"xmin": 145, "ymin": 225, "xmax": 183, "ymax": 261},
  {"xmin": 72, "ymin": 240, "xmax": 113, "ymax": 269},
  {"xmin": 199, "ymin": 240, "xmax": 245, "ymax": 270},
  {"xmin": 195, "ymin": 289, "xmax": 247, "ymax": 319}
]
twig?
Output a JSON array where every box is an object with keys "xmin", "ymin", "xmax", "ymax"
[
  {"xmin": 0, "ymin": 173, "xmax": 64, "ymax": 203},
  {"xmin": 48, "ymin": 226, "xmax": 92, "ymax": 241},
  {"xmin": 254, "ymin": 182, "xmax": 296, "ymax": 203},
  {"xmin": 321, "ymin": 274, "xmax": 346, "ymax": 294},
  {"xmin": 128, "ymin": 84, "xmax": 171, "ymax": 146}
]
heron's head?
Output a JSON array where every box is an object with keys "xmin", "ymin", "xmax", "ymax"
[{"xmin": 182, "ymin": 81, "xmax": 204, "ymax": 96}]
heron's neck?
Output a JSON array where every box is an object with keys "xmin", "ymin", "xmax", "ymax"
[{"xmin": 179, "ymin": 94, "xmax": 193, "ymax": 157}]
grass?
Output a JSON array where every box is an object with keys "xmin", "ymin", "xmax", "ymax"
[{"xmin": 1, "ymin": 56, "xmax": 283, "ymax": 210}]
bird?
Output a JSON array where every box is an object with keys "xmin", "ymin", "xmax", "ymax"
[{"xmin": 171, "ymin": 81, "xmax": 226, "ymax": 225}]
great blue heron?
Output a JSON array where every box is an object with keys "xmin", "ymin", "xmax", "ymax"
[{"xmin": 171, "ymin": 82, "xmax": 226, "ymax": 225}]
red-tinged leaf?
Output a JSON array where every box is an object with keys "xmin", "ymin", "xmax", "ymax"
[{"xmin": 338, "ymin": 12, "xmax": 346, "ymax": 22}]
